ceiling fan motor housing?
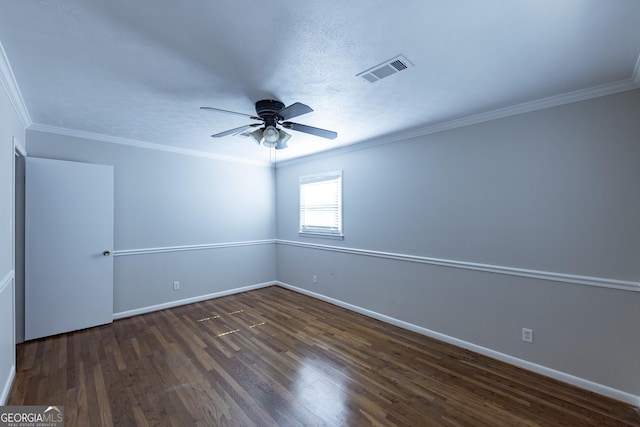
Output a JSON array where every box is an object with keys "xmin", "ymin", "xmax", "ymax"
[{"xmin": 255, "ymin": 99, "xmax": 285, "ymax": 126}]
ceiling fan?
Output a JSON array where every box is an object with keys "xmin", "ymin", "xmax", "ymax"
[{"xmin": 200, "ymin": 99, "xmax": 337, "ymax": 150}]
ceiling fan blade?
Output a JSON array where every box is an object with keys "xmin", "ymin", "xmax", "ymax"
[
  {"xmin": 200, "ymin": 106, "xmax": 260, "ymax": 120},
  {"xmin": 277, "ymin": 102, "xmax": 313, "ymax": 121},
  {"xmin": 211, "ymin": 124, "xmax": 257, "ymax": 138},
  {"xmin": 282, "ymin": 122, "xmax": 337, "ymax": 140}
]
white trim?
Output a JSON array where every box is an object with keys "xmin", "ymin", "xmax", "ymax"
[
  {"xmin": 0, "ymin": 365, "xmax": 15, "ymax": 406},
  {"xmin": 276, "ymin": 281, "xmax": 640, "ymax": 407},
  {"xmin": 12, "ymin": 137, "xmax": 25, "ymax": 285},
  {"xmin": 113, "ymin": 281, "xmax": 274, "ymax": 320},
  {"xmin": 409, "ymin": 80, "xmax": 639, "ymax": 138},
  {"xmin": 0, "ymin": 41, "xmax": 32, "ymax": 128},
  {"xmin": 13, "ymin": 136, "xmax": 26, "ymax": 157},
  {"xmin": 0, "ymin": 271, "xmax": 14, "ymax": 295},
  {"xmin": 12, "ymin": 139, "xmax": 24, "ymax": 349},
  {"xmin": 298, "ymin": 232, "xmax": 344, "ymax": 240},
  {"xmin": 277, "ymin": 78, "xmax": 640, "ymax": 167},
  {"xmin": 276, "ymin": 240, "xmax": 640, "ymax": 292},
  {"xmin": 113, "ymin": 239, "xmax": 275, "ymax": 257},
  {"xmin": 0, "ymin": 271, "xmax": 15, "ymax": 405},
  {"xmin": 633, "ymin": 53, "xmax": 640, "ymax": 86},
  {"xmin": 27, "ymin": 123, "xmax": 271, "ymax": 167}
]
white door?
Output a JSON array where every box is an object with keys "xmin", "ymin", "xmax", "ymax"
[{"xmin": 25, "ymin": 157, "xmax": 114, "ymax": 340}]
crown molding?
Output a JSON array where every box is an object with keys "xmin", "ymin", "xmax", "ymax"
[
  {"xmin": 0, "ymin": 40, "xmax": 32, "ymax": 128},
  {"xmin": 28, "ymin": 123, "xmax": 271, "ymax": 167},
  {"xmin": 277, "ymin": 78, "xmax": 640, "ymax": 167},
  {"xmin": 4, "ymin": 28, "xmax": 638, "ymax": 169},
  {"xmin": 0, "ymin": 40, "xmax": 260, "ymax": 167}
]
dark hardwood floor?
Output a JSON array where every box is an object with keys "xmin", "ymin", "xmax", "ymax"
[{"xmin": 9, "ymin": 286, "xmax": 640, "ymax": 426}]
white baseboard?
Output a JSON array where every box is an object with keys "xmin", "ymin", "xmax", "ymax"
[
  {"xmin": 275, "ymin": 281, "xmax": 640, "ymax": 408},
  {"xmin": 112, "ymin": 281, "xmax": 274, "ymax": 320},
  {"xmin": 1, "ymin": 365, "xmax": 15, "ymax": 405}
]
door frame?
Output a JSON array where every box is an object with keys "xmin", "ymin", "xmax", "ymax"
[{"xmin": 12, "ymin": 137, "xmax": 25, "ymax": 344}]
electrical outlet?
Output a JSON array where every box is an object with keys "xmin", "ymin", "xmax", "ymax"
[
  {"xmin": 173, "ymin": 281, "xmax": 180, "ymax": 290},
  {"xmin": 313, "ymin": 275, "xmax": 318, "ymax": 284},
  {"xmin": 522, "ymin": 328, "xmax": 533, "ymax": 343}
]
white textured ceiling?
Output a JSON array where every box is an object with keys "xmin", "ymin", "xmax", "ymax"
[{"xmin": 1, "ymin": 0, "xmax": 639, "ymax": 164}]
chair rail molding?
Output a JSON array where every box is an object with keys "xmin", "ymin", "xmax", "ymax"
[
  {"xmin": 276, "ymin": 240, "xmax": 639, "ymax": 292},
  {"xmin": 113, "ymin": 239, "xmax": 276, "ymax": 257}
]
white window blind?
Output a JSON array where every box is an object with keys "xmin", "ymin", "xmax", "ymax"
[{"xmin": 299, "ymin": 170, "xmax": 342, "ymax": 236}]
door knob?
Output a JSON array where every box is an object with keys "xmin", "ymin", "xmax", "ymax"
[{"xmin": 103, "ymin": 250, "xmax": 111, "ymax": 256}]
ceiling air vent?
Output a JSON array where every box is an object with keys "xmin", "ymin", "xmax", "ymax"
[{"xmin": 357, "ymin": 55, "xmax": 414, "ymax": 83}]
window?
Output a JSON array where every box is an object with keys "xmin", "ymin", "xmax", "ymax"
[{"xmin": 299, "ymin": 170, "xmax": 343, "ymax": 237}]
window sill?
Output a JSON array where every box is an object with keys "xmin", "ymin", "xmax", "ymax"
[{"xmin": 298, "ymin": 232, "xmax": 344, "ymax": 240}]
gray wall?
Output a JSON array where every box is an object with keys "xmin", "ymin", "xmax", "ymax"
[
  {"xmin": 275, "ymin": 89, "xmax": 640, "ymax": 396},
  {"xmin": 25, "ymin": 130, "xmax": 276, "ymax": 322},
  {"xmin": 0, "ymin": 73, "xmax": 25, "ymax": 403},
  {"xmin": 7, "ymin": 86, "xmax": 640, "ymax": 401}
]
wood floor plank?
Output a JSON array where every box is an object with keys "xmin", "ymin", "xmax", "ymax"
[{"xmin": 8, "ymin": 286, "xmax": 640, "ymax": 426}]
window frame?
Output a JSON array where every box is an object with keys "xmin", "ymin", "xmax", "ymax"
[{"xmin": 298, "ymin": 170, "xmax": 343, "ymax": 239}]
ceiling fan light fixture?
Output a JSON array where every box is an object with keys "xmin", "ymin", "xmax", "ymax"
[
  {"xmin": 263, "ymin": 126, "xmax": 279, "ymax": 144},
  {"xmin": 276, "ymin": 130, "xmax": 291, "ymax": 150},
  {"xmin": 249, "ymin": 128, "xmax": 264, "ymax": 145}
]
